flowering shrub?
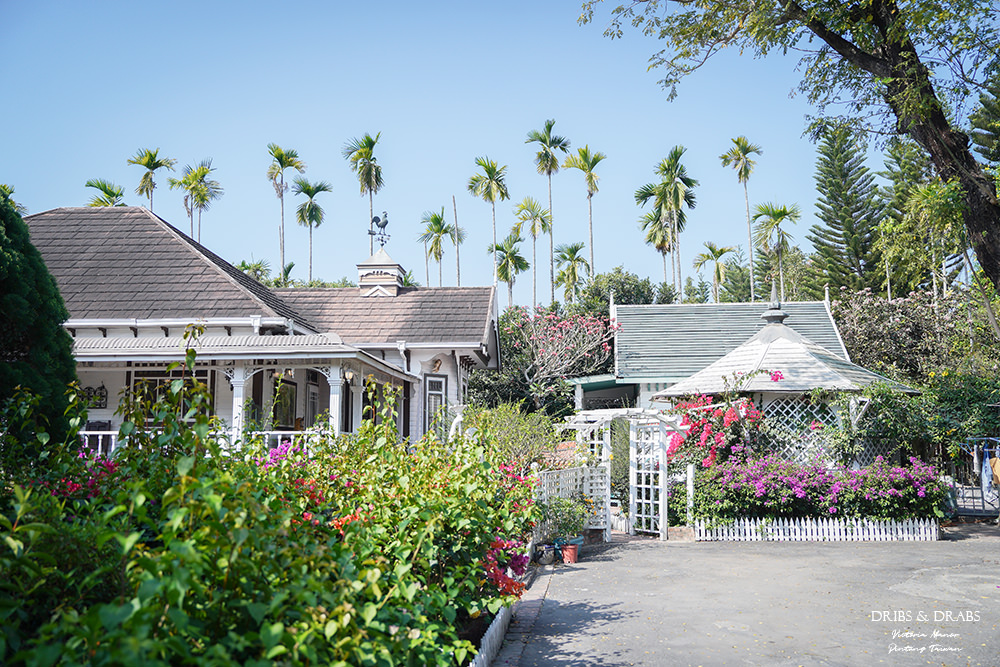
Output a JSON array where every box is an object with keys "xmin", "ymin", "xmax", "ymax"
[
  {"xmin": 478, "ymin": 306, "xmax": 616, "ymax": 413},
  {"xmin": 665, "ymin": 394, "xmax": 764, "ymax": 468},
  {"xmin": 692, "ymin": 453, "xmax": 947, "ymax": 521},
  {"xmin": 2, "ymin": 356, "xmax": 540, "ymax": 665}
]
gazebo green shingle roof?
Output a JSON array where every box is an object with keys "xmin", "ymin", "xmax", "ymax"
[{"xmin": 650, "ymin": 304, "xmax": 917, "ymax": 400}]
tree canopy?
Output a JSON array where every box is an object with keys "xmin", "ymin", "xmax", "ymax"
[
  {"xmin": 0, "ymin": 199, "xmax": 78, "ymax": 453},
  {"xmin": 580, "ymin": 0, "xmax": 1000, "ymax": 290}
]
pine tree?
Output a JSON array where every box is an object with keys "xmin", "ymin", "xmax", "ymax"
[
  {"xmin": 969, "ymin": 71, "xmax": 1000, "ymax": 167},
  {"xmin": 877, "ymin": 138, "xmax": 936, "ymax": 295},
  {"xmin": 0, "ymin": 198, "xmax": 78, "ymax": 456},
  {"xmin": 806, "ymin": 128, "xmax": 884, "ymax": 298},
  {"xmin": 719, "ymin": 248, "xmax": 752, "ymax": 303}
]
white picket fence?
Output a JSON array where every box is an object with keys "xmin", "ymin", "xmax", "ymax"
[
  {"xmin": 467, "ymin": 604, "xmax": 512, "ymax": 667},
  {"xmin": 694, "ymin": 517, "xmax": 939, "ymax": 542}
]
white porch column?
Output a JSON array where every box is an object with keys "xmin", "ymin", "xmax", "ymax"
[
  {"xmin": 224, "ymin": 363, "xmax": 256, "ymax": 447},
  {"xmin": 313, "ymin": 366, "xmax": 342, "ymax": 434}
]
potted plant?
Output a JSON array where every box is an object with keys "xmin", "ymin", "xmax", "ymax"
[{"xmin": 540, "ymin": 494, "xmax": 591, "ymax": 563}]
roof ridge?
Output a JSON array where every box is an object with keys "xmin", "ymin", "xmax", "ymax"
[{"xmin": 138, "ymin": 208, "xmax": 316, "ymax": 331}]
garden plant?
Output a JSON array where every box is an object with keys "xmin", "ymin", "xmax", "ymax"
[{"xmin": 0, "ymin": 344, "xmax": 539, "ymax": 666}]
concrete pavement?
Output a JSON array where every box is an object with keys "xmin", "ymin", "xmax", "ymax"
[{"xmin": 494, "ymin": 525, "xmax": 1000, "ymax": 666}]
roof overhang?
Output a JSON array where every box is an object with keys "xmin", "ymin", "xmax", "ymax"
[{"xmin": 72, "ymin": 333, "xmax": 419, "ymax": 381}]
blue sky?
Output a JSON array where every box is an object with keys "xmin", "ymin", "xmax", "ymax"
[{"xmin": 2, "ymin": 1, "xmax": 869, "ymax": 307}]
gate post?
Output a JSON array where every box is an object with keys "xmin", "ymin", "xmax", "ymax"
[
  {"xmin": 628, "ymin": 420, "xmax": 637, "ymax": 536},
  {"xmin": 658, "ymin": 421, "xmax": 668, "ymax": 541}
]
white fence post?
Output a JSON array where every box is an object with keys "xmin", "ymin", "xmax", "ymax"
[{"xmin": 686, "ymin": 463, "xmax": 695, "ymax": 526}]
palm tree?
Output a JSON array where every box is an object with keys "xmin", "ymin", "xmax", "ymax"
[
  {"xmin": 292, "ymin": 177, "xmax": 332, "ymax": 282},
  {"xmin": 342, "ymin": 132, "xmax": 384, "ymax": 255},
  {"xmin": 127, "ymin": 148, "xmax": 176, "ymax": 212},
  {"xmin": 169, "ymin": 161, "xmax": 222, "ymax": 240},
  {"xmin": 451, "ymin": 196, "xmax": 466, "ymax": 286},
  {"xmin": 526, "ymin": 119, "xmax": 571, "ymax": 303},
  {"xmin": 467, "ymin": 157, "xmax": 510, "ymax": 283},
  {"xmin": 1, "ymin": 184, "xmax": 27, "ymax": 215},
  {"xmin": 237, "ymin": 257, "xmax": 271, "ymax": 283},
  {"xmin": 417, "ymin": 208, "xmax": 443, "ymax": 285},
  {"xmin": 489, "ymin": 232, "xmax": 529, "ymax": 309},
  {"xmin": 418, "ymin": 208, "xmax": 454, "ymax": 287},
  {"xmin": 563, "ymin": 145, "xmax": 606, "ymax": 273},
  {"xmin": 267, "ymin": 144, "xmax": 306, "ymax": 275},
  {"xmin": 270, "ymin": 261, "xmax": 296, "ymax": 288},
  {"xmin": 451, "ymin": 195, "xmax": 467, "ymax": 287},
  {"xmin": 555, "ymin": 242, "xmax": 590, "ymax": 304},
  {"xmin": 635, "ymin": 149, "xmax": 697, "ymax": 294},
  {"xmin": 417, "ymin": 206, "xmax": 455, "ymax": 287},
  {"xmin": 513, "ymin": 197, "xmax": 551, "ymax": 309},
  {"xmin": 190, "ymin": 159, "xmax": 223, "ymax": 243},
  {"xmin": 753, "ymin": 202, "xmax": 801, "ymax": 302},
  {"xmin": 639, "ymin": 208, "xmax": 674, "ymax": 284},
  {"xmin": 720, "ymin": 137, "xmax": 763, "ymax": 301},
  {"xmin": 85, "ymin": 179, "xmax": 126, "ymax": 207},
  {"xmin": 693, "ymin": 242, "xmax": 737, "ymax": 302}
]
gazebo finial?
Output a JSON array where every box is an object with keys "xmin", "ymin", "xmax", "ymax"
[{"xmin": 761, "ymin": 280, "xmax": 788, "ymax": 324}]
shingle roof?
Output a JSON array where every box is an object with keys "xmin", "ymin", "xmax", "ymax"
[
  {"xmin": 25, "ymin": 207, "xmax": 310, "ymax": 326},
  {"xmin": 275, "ymin": 286, "xmax": 496, "ymax": 345},
  {"xmin": 614, "ymin": 301, "xmax": 847, "ymax": 383},
  {"xmin": 651, "ymin": 314, "xmax": 916, "ymax": 398}
]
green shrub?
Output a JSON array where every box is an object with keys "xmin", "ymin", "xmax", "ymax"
[{"xmin": 1, "ymin": 350, "xmax": 539, "ymax": 665}]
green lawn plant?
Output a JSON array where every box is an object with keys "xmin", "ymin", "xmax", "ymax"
[{"xmin": 1, "ymin": 342, "xmax": 539, "ymax": 665}]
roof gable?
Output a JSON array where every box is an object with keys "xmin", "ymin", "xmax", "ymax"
[
  {"xmin": 276, "ymin": 286, "xmax": 496, "ymax": 345},
  {"xmin": 614, "ymin": 301, "xmax": 847, "ymax": 382},
  {"xmin": 25, "ymin": 207, "xmax": 310, "ymax": 326}
]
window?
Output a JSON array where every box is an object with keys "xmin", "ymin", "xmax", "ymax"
[{"xmin": 424, "ymin": 374, "xmax": 447, "ymax": 434}]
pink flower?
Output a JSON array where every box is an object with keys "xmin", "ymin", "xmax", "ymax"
[{"xmin": 769, "ymin": 370, "xmax": 784, "ymax": 382}]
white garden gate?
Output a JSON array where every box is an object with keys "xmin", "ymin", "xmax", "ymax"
[{"xmin": 562, "ymin": 409, "xmax": 684, "ymax": 541}]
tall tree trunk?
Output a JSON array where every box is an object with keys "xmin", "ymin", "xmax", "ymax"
[
  {"xmin": 508, "ymin": 280, "xmax": 514, "ymax": 310},
  {"xmin": 424, "ymin": 240, "xmax": 429, "ymax": 286},
  {"xmin": 368, "ymin": 191, "xmax": 374, "ymax": 256},
  {"xmin": 744, "ymin": 182, "xmax": 754, "ymax": 302},
  {"xmin": 438, "ymin": 257, "xmax": 442, "ymax": 287},
  {"xmin": 491, "ymin": 202, "xmax": 497, "ymax": 284},
  {"xmin": 778, "ymin": 244, "xmax": 786, "ymax": 303},
  {"xmin": 453, "ymin": 195, "xmax": 461, "ymax": 287},
  {"xmin": 662, "ymin": 251, "xmax": 668, "ymax": 285},
  {"xmin": 532, "ymin": 234, "xmax": 537, "ymax": 310},
  {"xmin": 587, "ymin": 194, "xmax": 594, "ymax": 276},
  {"xmin": 279, "ymin": 174, "xmax": 285, "ymax": 272},
  {"xmin": 197, "ymin": 209, "xmax": 202, "ymax": 243},
  {"xmin": 548, "ymin": 174, "xmax": 555, "ymax": 304}
]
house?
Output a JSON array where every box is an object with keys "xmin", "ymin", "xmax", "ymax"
[
  {"xmin": 24, "ymin": 207, "xmax": 499, "ymax": 448},
  {"xmin": 570, "ymin": 299, "xmax": 848, "ymax": 410}
]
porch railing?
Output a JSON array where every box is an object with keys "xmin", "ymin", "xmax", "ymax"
[{"xmin": 77, "ymin": 429, "xmax": 331, "ymax": 458}]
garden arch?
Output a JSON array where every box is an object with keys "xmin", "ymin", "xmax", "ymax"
[{"xmin": 561, "ymin": 408, "xmax": 684, "ymax": 540}]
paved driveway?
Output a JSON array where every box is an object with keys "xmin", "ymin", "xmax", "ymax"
[{"xmin": 499, "ymin": 525, "xmax": 1000, "ymax": 666}]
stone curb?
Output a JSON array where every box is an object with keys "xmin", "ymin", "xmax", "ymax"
[{"xmin": 490, "ymin": 563, "xmax": 554, "ymax": 666}]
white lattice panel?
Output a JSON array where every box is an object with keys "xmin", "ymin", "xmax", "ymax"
[
  {"xmin": 763, "ymin": 397, "xmax": 839, "ymax": 463},
  {"xmin": 630, "ymin": 422, "xmax": 664, "ymax": 536}
]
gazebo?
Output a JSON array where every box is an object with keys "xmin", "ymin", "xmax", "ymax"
[{"xmin": 650, "ymin": 301, "xmax": 917, "ymax": 464}]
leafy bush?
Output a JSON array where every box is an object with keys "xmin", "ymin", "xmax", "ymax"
[{"xmin": 1, "ymin": 350, "xmax": 539, "ymax": 665}]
